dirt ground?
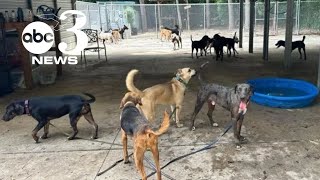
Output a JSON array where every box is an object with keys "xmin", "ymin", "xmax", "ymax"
[{"xmin": 0, "ymin": 32, "xmax": 320, "ymax": 180}]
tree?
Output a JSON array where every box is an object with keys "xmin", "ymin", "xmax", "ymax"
[
  {"xmin": 245, "ymin": 0, "xmax": 250, "ymax": 29},
  {"xmin": 228, "ymin": 0, "xmax": 234, "ymax": 29},
  {"xmin": 139, "ymin": 0, "xmax": 148, "ymax": 32}
]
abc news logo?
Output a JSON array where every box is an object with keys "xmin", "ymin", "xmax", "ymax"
[
  {"xmin": 23, "ymin": 29, "xmax": 54, "ymax": 43},
  {"xmin": 22, "ymin": 21, "xmax": 78, "ymax": 65}
]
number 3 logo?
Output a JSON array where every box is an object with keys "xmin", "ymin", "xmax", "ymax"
[{"xmin": 58, "ymin": 10, "xmax": 88, "ymax": 55}]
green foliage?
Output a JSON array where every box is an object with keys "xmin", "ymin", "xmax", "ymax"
[{"xmin": 124, "ymin": 6, "xmax": 136, "ymax": 26}]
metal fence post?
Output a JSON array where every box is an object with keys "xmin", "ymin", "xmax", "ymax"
[
  {"xmin": 155, "ymin": 4, "xmax": 158, "ymax": 38},
  {"xmin": 98, "ymin": 2, "xmax": 102, "ymax": 30},
  {"xmin": 276, "ymin": 1, "xmax": 278, "ymax": 34},
  {"xmin": 296, "ymin": 0, "xmax": 300, "ymax": 35},
  {"xmin": 203, "ymin": 4, "xmax": 206, "ymax": 33},
  {"xmin": 87, "ymin": 4, "xmax": 91, "ymax": 29}
]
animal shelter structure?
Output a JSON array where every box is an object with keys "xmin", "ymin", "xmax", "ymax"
[{"xmin": 0, "ymin": 0, "xmax": 75, "ymax": 92}]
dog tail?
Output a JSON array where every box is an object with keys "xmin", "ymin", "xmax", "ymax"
[
  {"xmin": 149, "ymin": 111, "xmax": 170, "ymax": 136},
  {"xmin": 198, "ymin": 61, "xmax": 209, "ymax": 85},
  {"xmin": 126, "ymin": 69, "xmax": 144, "ymax": 96},
  {"xmin": 191, "ymin": 35, "xmax": 193, "ymax": 42},
  {"xmin": 302, "ymin": 35, "xmax": 306, "ymax": 42},
  {"xmin": 83, "ymin": 93, "xmax": 96, "ymax": 103}
]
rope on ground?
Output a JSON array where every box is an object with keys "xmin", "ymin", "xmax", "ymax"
[
  {"xmin": 144, "ymin": 156, "xmax": 176, "ymax": 180},
  {"xmin": 94, "ymin": 128, "xmax": 121, "ymax": 179},
  {"xmin": 144, "ymin": 120, "xmax": 234, "ymax": 179}
]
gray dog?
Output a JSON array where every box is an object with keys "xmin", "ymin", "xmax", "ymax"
[{"xmin": 190, "ymin": 62, "xmax": 253, "ymax": 148}]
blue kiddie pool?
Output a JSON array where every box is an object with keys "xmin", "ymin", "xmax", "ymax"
[{"xmin": 248, "ymin": 78, "xmax": 319, "ymax": 108}]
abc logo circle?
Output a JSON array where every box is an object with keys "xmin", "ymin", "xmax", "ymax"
[{"xmin": 22, "ymin": 22, "xmax": 54, "ymax": 54}]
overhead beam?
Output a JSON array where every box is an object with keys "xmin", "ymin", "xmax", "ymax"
[
  {"xmin": 263, "ymin": 0, "xmax": 270, "ymax": 61},
  {"xmin": 239, "ymin": 0, "xmax": 243, "ymax": 48},
  {"xmin": 284, "ymin": 0, "xmax": 294, "ymax": 69},
  {"xmin": 248, "ymin": 0, "xmax": 255, "ymax": 53}
]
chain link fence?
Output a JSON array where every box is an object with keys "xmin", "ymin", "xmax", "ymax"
[{"xmin": 75, "ymin": 1, "xmax": 320, "ymax": 37}]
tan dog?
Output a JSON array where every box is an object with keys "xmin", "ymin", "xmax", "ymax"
[
  {"xmin": 112, "ymin": 30, "xmax": 121, "ymax": 43},
  {"xmin": 126, "ymin": 68, "xmax": 196, "ymax": 127},
  {"xmin": 160, "ymin": 28, "xmax": 172, "ymax": 41},
  {"xmin": 120, "ymin": 92, "xmax": 170, "ymax": 180}
]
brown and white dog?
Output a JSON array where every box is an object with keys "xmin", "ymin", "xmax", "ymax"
[
  {"xmin": 120, "ymin": 92, "xmax": 170, "ymax": 180},
  {"xmin": 125, "ymin": 68, "xmax": 196, "ymax": 127}
]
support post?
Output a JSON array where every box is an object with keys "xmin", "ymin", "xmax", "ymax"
[
  {"xmin": 318, "ymin": 48, "xmax": 320, "ymax": 88},
  {"xmin": 284, "ymin": 0, "xmax": 294, "ymax": 69},
  {"xmin": 263, "ymin": 0, "xmax": 270, "ymax": 61},
  {"xmin": 239, "ymin": 0, "xmax": 244, "ymax": 48},
  {"xmin": 317, "ymin": 51, "xmax": 320, "ymax": 90},
  {"xmin": 249, "ymin": 0, "xmax": 255, "ymax": 53},
  {"xmin": 54, "ymin": 0, "xmax": 62, "ymax": 76}
]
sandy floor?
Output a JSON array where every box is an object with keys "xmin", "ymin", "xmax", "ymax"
[{"xmin": 0, "ymin": 32, "xmax": 320, "ymax": 180}]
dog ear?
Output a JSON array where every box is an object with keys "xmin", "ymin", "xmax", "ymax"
[
  {"xmin": 234, "ymin": 85, "xmax": 238, "ymax": 94},
  {"xmin": 176, "ymin": 69, "xmax": 182, "ymax": 76},
  {"xmin": 14, "ymin": 104, "xmax": 24, "ymax": 115},
  {"xmin": 249, "ymin": 85, "xmax": 254, "ymax": 96}
]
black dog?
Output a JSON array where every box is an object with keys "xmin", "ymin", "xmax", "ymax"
[
  {"xmin": 164, "ymin": 25, "xmax": 180, "ymax": 36},
  {"xmin": 2, "ymin": 93, "xmax": 98, "ymax": 143},
  {"xmin": 191, "ymin": 35, "xmax": 210, "ymax": 58},
  {"xmin": 275, "ymin": 36, "xmax": 306, "ymax": 60},
  {"xmin": 119, "ymin": 25, "xmax": 129, "ymax": 39},
  {"xmin": 212, "ymin": 34, "xmax": 224, "ymax": 61},
  {"xmin": 225, "ymin": 32, "xmax": 239, "ymax": 57}
]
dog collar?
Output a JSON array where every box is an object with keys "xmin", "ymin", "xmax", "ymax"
[
  {"xmin": 24, "ymin": 100, "xmax": 30, "ymax": 116},
  {"xmin": 175, "ymin": 75, "xmax": 188, "ymax": 87}
]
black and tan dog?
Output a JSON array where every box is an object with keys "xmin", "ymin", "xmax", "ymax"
[
  {"xmin": 164, "ymin": 25, "xmax": 180, "ymax": 36},
  {"xmin": 2, "ymin": 93, "xmax": 98, "ymax": 143},
  {"xmin": 275, "ymin": 35, "xmax": 306, "ymax": 60},
  {"xmin": 190, "ymin": 62, "xmax": 253, "ymax": 148},
  {"xmin": 191, "ymin": 35, "xmax": 210, "ymax": 58},
  {"xmin": 120, "ymin": 92, "xmax": 170, "ymax": 180},
  {"xmin": 119, "ymin": 25, "xmax": 129, "ymax": 39}
]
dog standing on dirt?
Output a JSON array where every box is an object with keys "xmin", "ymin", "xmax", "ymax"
[
  {"xmin": 275, "ymin": 35, "xmax": 306, "ymax": 60},
  {"xmin": 212, "ymin": 34, "xmax": 224, "ymax": 61},
  {"xmin": 225, "ymin": 32, "xmax": 239, "ymax": 57},
  {"xmin": 120, "ymin": 92, "xmax": 170, "ymax": 180},
  {"xmin": 119, "ymin": 25, "xmax": 129, "ymax": 39},
  {"xmin": 126, "ymin": 68, "xmax": 196, "ymax": 127},
  {"xmin": 160, "ymin": 28, "xmax": 172, "ymax": 41},
  {"xmin": 2, "ymin": 93, "xmax": 98, "ymax": 143},
  {"xmin": 191, "ymin": 35, "xmax": 210, "ymax": 58},
  {"xmin": 99, "ymin": 29, "xmax": 114, "ymax": 43},
  {"xmin": 190, "ymin": 62, "xmax": 253, "ymax": 148},
  {"xmin": 171, "ymin": 33, "xmax": 182, "ymax": 50}
]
